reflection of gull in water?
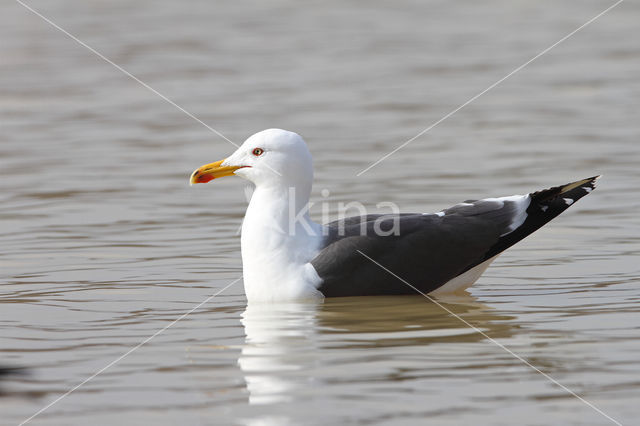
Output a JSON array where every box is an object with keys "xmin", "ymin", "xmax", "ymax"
[
  {"xmin": 317, "ymin": 294, "xmax": 515, "ymax": 348},
  {"xmin": 239, "ymin": 303, "xmax": 320, "ymax": 405},
  {"xmin": 238, "ymin": 295, "xmax": 515, "ymax": 413}
]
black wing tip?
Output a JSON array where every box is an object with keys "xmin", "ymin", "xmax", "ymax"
[
  {"xmin": 480, "ymin": 175, "xmax": 600, "ymax": 262},
  {"xmin": 566, "ymin": 175, "xmax": 600, "ymax": 195},
  {"xmin": 584, "ymin": 174, "xmax": 601, "ymax": 186},
  {"xmin": 526, "ymin": 175, "xmax": 600, "ymax": 226},
  {"xmin": 530, "ymin": 175, "xmax": 600, "ymax": 203}
]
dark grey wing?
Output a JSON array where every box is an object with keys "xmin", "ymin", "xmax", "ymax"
[
  {"xmin": 311, "ymin": 176, "xmax": 599, "ymax": 297},
  {"xmin": 312, "ymin": 212, "xmax": 505, "ymax": 297}
]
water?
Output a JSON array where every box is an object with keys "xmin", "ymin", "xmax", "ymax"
[{"xmin": 2, "ymin": 0, "xmax": 639, "ymax": 424}]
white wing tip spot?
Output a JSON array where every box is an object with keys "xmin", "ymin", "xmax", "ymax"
[
  {"xmin": 424, "ymin": 211, "xmax": 445, "ymax": 217},
  {"xmin": 563, "ymin": 198, "xmax": 575, "ymax": 206}
]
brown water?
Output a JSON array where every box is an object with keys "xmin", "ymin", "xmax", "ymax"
[{"xmin": 2, "ymin": 0, "xmax": 640, "ymax": 424}]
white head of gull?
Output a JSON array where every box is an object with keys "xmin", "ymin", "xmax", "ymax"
[{"xmin": 191, "ymin": 129, "xmax": 599, "ymax": 304}]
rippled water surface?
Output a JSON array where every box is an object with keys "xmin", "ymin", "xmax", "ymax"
[{"xmin": 2, "ymin": 0, "xmax": 640, "ymax": 424}]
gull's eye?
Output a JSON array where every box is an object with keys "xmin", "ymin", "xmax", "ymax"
[{"xmin": 252, "ymin": 148, "xmax": 264, "ymax": 156}]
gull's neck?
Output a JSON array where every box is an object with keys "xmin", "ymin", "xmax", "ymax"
[{"xmin": 240, "ymin": 182, "xmax": 324, "ymax": 302}]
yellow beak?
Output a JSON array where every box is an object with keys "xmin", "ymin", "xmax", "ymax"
[{"xmin": 190, "ymin": 159, "xmax": 245, "ymax": 184}]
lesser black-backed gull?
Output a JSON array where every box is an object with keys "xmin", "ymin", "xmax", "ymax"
[{"xmin": 191, "ymin": 129, "xmax": 598, "ymax": 302}]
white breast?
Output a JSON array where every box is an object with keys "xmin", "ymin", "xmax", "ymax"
[{"xmin": 240, "ymin": 187, "xmax": 324, "ymax": 302}]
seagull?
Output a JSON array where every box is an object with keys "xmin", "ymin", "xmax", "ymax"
[{"xmin": 191, "ymin": 129, "xmax": 598, "ymax": 302}]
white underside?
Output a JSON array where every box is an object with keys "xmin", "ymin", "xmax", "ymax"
[{"xmin": 429, "ymin": 255, "xmax": 499, "ymax": 295}]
